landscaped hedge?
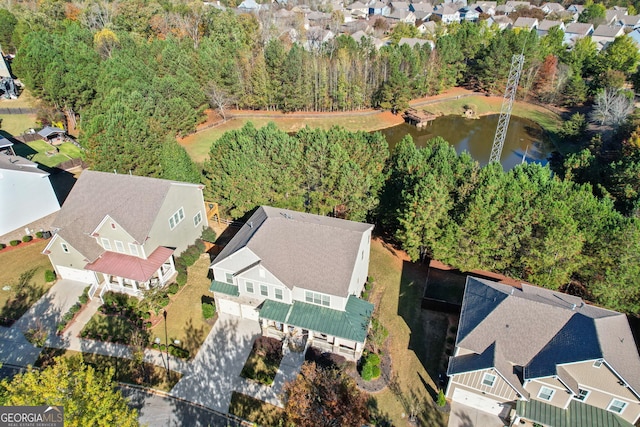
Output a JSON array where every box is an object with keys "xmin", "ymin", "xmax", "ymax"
[
  {"xmin": 44, "ymin": 270, "xmax": 56, "ymax": 283},
  {"xmin": 9, "ymin": 240, "xmax": 19, "ymax": 247},
  {"xmin": 57, "ymin": 286, "xmax": 90, "ymax": 333},
  {"xmin": 22, "ymin": 235, "xmax": 32, "ymax": 243},
  {"xmin": 202, "ymin": 302, "xmax": 215, "ymax": 320},
  {"xmin": 360, "ymin": 351, "xmax": 382, "ymax": 381},
  {"xmin": 200, "ymin": 227, "xmax": 217, "ymax": 243}
]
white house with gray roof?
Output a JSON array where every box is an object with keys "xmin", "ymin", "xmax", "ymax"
[
  {"xmin": 0, "ymin": 155, "xmax": 60, "ymax": 237},
  {"xmin": 44, "ymin": 170, "xmax": 207, "ymax": 300},
  {"xmin": 446, "ymin": 277, "xmax": 640, "ymax": 426},
  {"xmin": 209, "ymin": 206, "xmax": 374, "ymax": 361}
]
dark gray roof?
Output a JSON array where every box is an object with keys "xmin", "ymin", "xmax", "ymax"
[
  {"xmin": 37, "ymin": 126, "xmax": 65, "ymax": 138},
  {"xmin": 0, "ymin": 155, "xmax": 47, "ymax": 175},
  {"xmin": 52, "ymin": 170, "xmax": 200, "ymax": 262},
  {"xmin": 455, "ymin": 277, "xmax": 640, "ymax": 398},
  {"xmin": 212, "ymin": 206, "xmax": 373, "ymax": 297}
]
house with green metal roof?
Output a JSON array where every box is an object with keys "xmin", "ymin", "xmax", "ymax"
[
  {"xmin": 445, "ymin": 277, "xmax": 640, "ymax": 427},
  {"xmin": 209, "ymin": 206, "xmax": 374, "ymax": 361}
]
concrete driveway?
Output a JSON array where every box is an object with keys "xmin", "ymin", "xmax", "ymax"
[
  {"xmin": 448, "ymin": 402, "xmax": 508, "ymax": 427},
  {"xmin": 170, "ymin": 312, "xmax": 264, "ymax": 412}
]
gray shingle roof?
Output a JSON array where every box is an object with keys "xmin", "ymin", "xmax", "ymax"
[
  {"xmin": 52, "ymin": 170, "xmax": 199, "ymax": 262},
  {"xmin": 593, "ymin": 24, "xmax": 624, "ymax": 38},
  {"xmin": 565, "ymin": 22, "xmax": 593, "ymax": 35},
  {"xmin": 212, "ymin": 206, "xmax": 373, "ymax": 297},
  {"xmin": 455, "ymin": 277, "xmax": 640, "ymax": 398},
  {"xmin": 538, "ymin": 19, "xmax": 563, "ymax": 31},
  {"xmin": 0, "ymin": 155, "xmax": 48, "ymax": 175}
]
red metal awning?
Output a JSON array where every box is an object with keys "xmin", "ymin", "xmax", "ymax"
[{"xmin": 85, "ymin": 247, "xmax": 174, "ymax": 282}]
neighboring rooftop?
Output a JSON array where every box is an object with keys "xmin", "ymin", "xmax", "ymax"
[{"xmin": 0, "ymin": 154, "xmax": 47, "ymax": 175}]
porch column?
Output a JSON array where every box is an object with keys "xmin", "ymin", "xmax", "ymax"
[
  {"xmin": 117, "ymin": 276, "xmax": 124, "ymax": 288},
  {"xmin": 156, "ymin": 267, "xmax": 164, "ymax": 285},
  {"xmin": 131, "ymin": 280, "xmax": 138, "ymax": 291}
]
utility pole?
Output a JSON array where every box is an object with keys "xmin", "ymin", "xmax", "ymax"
[{"xmin": 489, "ymin": 54, "xmax": 525, "ymax": 165}]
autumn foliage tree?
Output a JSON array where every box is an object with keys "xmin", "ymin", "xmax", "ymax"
[{"xmin": 283, "ymin": 362, "xmax": 369, "ymax": 427}]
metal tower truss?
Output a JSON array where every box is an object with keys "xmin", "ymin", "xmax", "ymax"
[{"xmin": 489, "ymin": 54, "xmax": 525, "ymax": 164}]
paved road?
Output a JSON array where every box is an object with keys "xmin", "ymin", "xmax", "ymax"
[{"xmin": 121, "ymin": 386, "xmax": 245, "ymax": 427}]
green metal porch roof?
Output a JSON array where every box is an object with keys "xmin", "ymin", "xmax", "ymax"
[
  {"xmin": 209, "ymin": 280, "xmax": 240, "ymax": 297},
  {"xmin": 516, "ymin": 399, "xmax": 633, "ymax": 427},
  {"xmin": 260, "ymin": 300, "xmax": 291, "ymax": 323},
  {"xmin": 259, "ymin": 295, "xmax": 373, "ymax": 343}
]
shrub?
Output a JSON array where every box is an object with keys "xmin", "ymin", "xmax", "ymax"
[
  {"xmin": 366, "ymin": 353, "xmax": 380, "ymax": 366},
  {"xmin": 22, "ymin": 235, "xmax": 32, "ymax": 243},
  {"xmin": 437, "ymin": 389, "xmax": 447, "ymax": 407},
  {"xmin": 361, "ymin": 363, "xmax": 378, "ymax": 381},
  {"xmin": 200, "ymin": 227, "xmax": 217, "ymax": 243},
  {"xmin": 360, "ymin": 351, "xmax": 382, "ymax": 381},
  {"xmin": 174, "ymin": 256, "xmax": 187, "ymax": 272},
  {"xmin": 176, "ymin": 271, "xmax": 187, "ymax": 286},
  {"xmin": 202, "ymin": 302, "xmax": 215, "ymax": 319},
  {"xmin": 167, "ymin": 283, "xmax": 179, "ymax": 295},
  {"xmin": 446, "ymin": 336, "xmax": 455, "ymax": 345},
  {"xmin": 0, "ymin": 243, "xmax": 4, "ymax": 250},
  {"xmin": 68, "ymin": 303, "xmax": 80, "ymax": 315},
  {"xmin": 194, "ymin": 238, "xmax": 206, "ymax": 253},
  {"xmin": 35, "ymin": 231, "xmax": 43, "ymax": 239},
  {"xmin": 159, "ymin": 297, "xmax": 170, "ymax": 308},
  {"xmin": 142, "ymin": 311, "xmax": 151, "ymax": 319},
  {"xmin": 9, "ymin": 240, "xmax": 19, "ymax": 246},
  {"xmin": 78, "ymin": 291, "xmax": 89, "ymax": 305},
  {"xmin": 44, "ymin": 270, "xmax": 56, "ymax": 283},
  {"xmin": 168, "ymin": 344, "xmax": 190, "ymax": 359},
  {"xmin": 449, "ymin": 326, "xmax": 457, "ymax": 334}
]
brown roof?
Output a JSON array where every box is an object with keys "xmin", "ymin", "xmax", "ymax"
[
  {"xmin": 212, "ymin": 206, "xmax": 373, "ymax": 297},
  {"xmin": 52, "ymin": 170, "xmax": 199, "ymax": 262},
  {"xmin": 85, "ymin": 246, "xmax": 174, "ymax": 282}
]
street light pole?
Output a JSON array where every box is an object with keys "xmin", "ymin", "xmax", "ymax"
[{"xmin": 163, "ymin": 310, "xmax": 170, "ymax": 380}]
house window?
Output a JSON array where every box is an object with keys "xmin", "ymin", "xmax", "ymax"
[
  {"xmin": 101, "ymin": 238, "xmax": 112, "ymax": 251},
  {"xmin": 61, "ymin": 243, "xmax": 69, "ymax": 253},
  {"xmin": 608, "ymin": 399, "xmax": 627, "ymax": 414},
  {"xmin": 128, "ymin": 243, "xmax": 139, "ymax": 256},
  {"xmin": 593, "ymin": 359, "xmax": 603, "ymax": 368},
  {"xmin": 225, "ymin": 273, "xmax": 233, "ymax": 284},
  {"xmin": 538, "ymin": 386, "xmax": 555, "ymax": 401},
  {"xmin": 305, "ymin": 291, "xmax": 330, "ymax": 307},
  {"xmin": 260, "ymin": 284, "xmax": 269, "ymax": 297},
  {"xmin": 246, "ymin": 282, "xmax": 254, "ymax": 293},
  {"xmin": 482, "ymin": 373, "xmax": 496, "ymax": 387},
  {"xmin": 169, "ymin": 207, "xmax": 185, "ymax": 230},
  {"xmin": 115, "ymin": 240, "xmax": 125, "ymax": 253},
  {"xmin": 194, "ymin": 211, "xmax": 202, "ymax": 227},
  {"xmin": 275, "ymin": 288, "xmax": 283, "ymax": 300},
  {"xmin": 575, "ymin": 389, "xmax": 590, "ymax": 401}
]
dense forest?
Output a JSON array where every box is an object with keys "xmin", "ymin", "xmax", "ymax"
[{"xmin": 3, "ymin": 1, "xmax": 640, "ymax": 313}]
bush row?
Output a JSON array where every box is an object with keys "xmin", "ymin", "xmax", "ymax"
[{"xmin": 56, "ymin": 286, "xmax": 90, "ymax": 333}]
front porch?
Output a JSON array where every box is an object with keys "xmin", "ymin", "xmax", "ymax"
[{"xmin": 86, "ymin": 247, "xmax": 176, "ymax": 301}]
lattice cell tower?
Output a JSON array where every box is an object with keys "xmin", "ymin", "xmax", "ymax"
[{"xmin": 489, "ymin": 54, "xmax": 525, "ymax": 164}]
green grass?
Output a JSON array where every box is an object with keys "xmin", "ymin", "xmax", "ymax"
[
  {"xmin": 150, "ymin": 254, "xmax": 214, "ymax": 356},
  {"xmin": 0, "ymin": 241, "xmax": 54, "ymax": 325},
  {"xmin": 35, "ymin": 348, "xmax": 181, "ymax": 391},
  {"xmin": 58, "ymin": 142, "xmax": 84, "ymax": 158},
  {"xmin": 229, "ymin": 392, "xmax": 285, "ymax": 427},
  {"xmin": 12, "ymin": 139, "xmax": 83, "ymax": 167},
  {"xmin": 0, "ymin": 114, "xmax": 37, "ymax": 137}
]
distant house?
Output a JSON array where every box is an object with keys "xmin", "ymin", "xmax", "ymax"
[
  {"xmin": 37, "ymin": 126, "xmax": 65, "ymax": 143},
  {"xmin": 416, "ymin": 20, "xmax": 438, "ymax": 35},
  {"xmin": 410, "ymin": 2, "xmax": 434, "ymax": 20},
  {"xmin": 0, "ymin": 136, "xmax": 15, "ymax": 156},
  {"xmin": 433, "ymin": 4, "xmax": 461, "ymax": 23},
  {"xmin": 237, "ymin": 0, "xmax": 265, "ymax": 12},
  {"xmin": 399, "ymin": 37, "xmax": 435, "ymax": 49},
  {"xmin": 350, "ymin": 30, "xmax": 385, "ymax": 49},
  {"xmin": 512, "ymin": 17, "xmax": 539, "ymax": 31},
  {"xmin": 385, "ymin": 9, "xmax": 416, "ymax": 23},
  {"xmin": 369, "ymin": 1, "xmax": 390, "ymax": 16},
  {"xmin": 346, "ymin": 1, "xmax": 369, "ymax": 18},
  {"xmin": 44, "ymin": 171, "xmax": 207, "ymax": 299},
  {"xmin": 209, "ymin": 206, "xmax": 374, "ymax": 361},
  {"xmin": 0, "ymin": 155, "xmax": 60, "ymax": 237},
  {"xmin": 566, "ymin": 4, "xmax": 584, "ymax": 20},
  {"xmin": 564, "ymin": 22, "xmax": 594, "ymax": 45},
  {"xmin": 618, "ymin": 15, "xmax": 640, "ymax": 30},
  {"xmin": 305, "ymin": 27, "xmax": 335, "ymax": 50},
  {"xmin": 487, "ymin": 15, "xmax": 513, "ymax": 30},
  {"xmin": 446, "ymin": 277, "xmax": 640, "ymax": 426},
  {"xmin": 540, "ymin": 2, "xmax": 564, "ymax": 15},
  {"xmin": 460, "ymin": 6, "xmax": 480, "ymax": 21},
  {"xmin": 470, "ymin": 1, "xmax": 497, "ymax": 16},
  {"xmin": 592, "ymin": 25, "xmax": 625, "ymax": 50},
  {"xmin": 389, "ymin": 1, "xmax": 410, "ymax": 11},
  {"xmin": 628, "ymin": 28, "xmax": 640, "ymax": 49},
  {"xmin": 536, "ymin": 19, "xmax": 564, "ymax": 36},
  {"xmin": 604, "ymin": 9, "xmax": 620, "ymax": 25}
]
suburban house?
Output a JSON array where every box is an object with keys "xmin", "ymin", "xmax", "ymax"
[
  {"xmin": 446, "ymin": 277, "xmax": 640, "ymax": 427},
  {"xmin": 433, "ymin": 4, "xmax": 461, "ymax": 24},
  {"xmin": 37, "ymin": 126, "xmax": 66, "ymax": 143},
  {"xmin": 592, "ymin": 25, "xmax": 625, "ymax": 51},
  {"xmin": 512, "ymin": 17, "xmax": 539, "ymax": 31},
  {"xmin": 536, "ymin": 19, "xmax": 564, "ymax": 37},
  {"xmin": 0, "ymin": 136, "xmax": 15, "ymax": 155},
  {"xmin": 43, "ymin": 170, "xmax": 207, "ymax": 299},
  {"xmin": 541, "ymin": 2, "xmax": 565, "ymax": 15},
  {"xmin": 209, "ymin": 206, "xmax": 374, "ymax": 361},
  {"xmin": 0, "ymin": 154, "xmax": 60, "ymax": 237},
  {"xmin": 618, "ymin": 14, "xmax": 640, "ymax": 29},
  {"xmin": 563, "ymin": 22, "xmax": 594, "ymax": 46}
]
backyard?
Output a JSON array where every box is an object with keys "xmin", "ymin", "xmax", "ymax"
[
  {"xmin": 12, "ymin": 138, "xmax": 84, "ymax": 168},
  {"xmin": 0, "ymin": 240, "xmax": 55, "ymax": 326}
]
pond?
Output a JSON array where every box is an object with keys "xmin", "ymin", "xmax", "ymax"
[{"xmin": 380, "ymin": 114, "xmax": 553, "ymax": 170}]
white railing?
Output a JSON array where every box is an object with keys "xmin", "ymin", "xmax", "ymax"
[
  {"xmin": 160, "ymin": 267, "xmax": 176, "ymax": 285},
  {"xmin": 88, "ymin": 282, "xmax": 99, "ymax": 300}
]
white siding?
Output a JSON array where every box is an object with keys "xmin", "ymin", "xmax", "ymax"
[
  {"xmin": 0, "ymin": 168, "xmax": 60, "ymax": 235},
  {"xmin": 292, "ymin": 286, "xmax": 347, "ymax": 310},
  {"xmin": 347, "ymin": 229, "xmax": 372, "ymax": 297}
]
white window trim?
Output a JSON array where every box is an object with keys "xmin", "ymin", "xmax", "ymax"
[
  {"xmin": 114, "ymin": 240, "xmax": 125, "ymax": 253},
  {"xmin": 607, "ymin": 399, "xmax": 628, "ymax": 414},
  {"xmin": 128, "ymin": 243, "xmax": 139, "ymax": 256},
  {"xmin": 305, "ymin": 291, "xmax": 331, "ymax": 307},
  {"xmin": 101, "ymin": 238, "xmax": 112, "ymax": 250},
  {"xmin": 537, "ymin": 386, "xmax": 555, "ymax": 401},
  {"xmin": 482, "ymin": 373, "xmax": 496, "ymax": 387},
  {"xmin": 246, "ymin": 282, "xmax": 254, "ymax": 293},
  {"xmin": 275, "ymin": 288, "xmax": 283, "ymax": 300},
  {"xmin": 61, "ymin": 243, "xmax": 69, "ymax": 253},
  {"xmin": 169, "ymin": 207, "xmax": 185, "ymax": 230},
  {"xmin": 260, "ymin": 284, "xmax": 269, "ymax": 297},
  {"xmin": 225, "ymin": 273, "xmax": 233, "ymax": 284},
  {"xmin": 194, "ymin": 211, "xmax": 202, "ymax": 227},
  {"xmin": 574, "ymin": 389, "xmax": 590, "ymax": 402}
]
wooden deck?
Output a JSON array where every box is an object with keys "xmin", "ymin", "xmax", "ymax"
[{"xmin": 403, "ymin": 108, "xmax": 437, "ymax": 128}]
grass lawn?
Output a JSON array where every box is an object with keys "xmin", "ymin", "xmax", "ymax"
[
  {"xmin": 240, "ymin": 336, "xmax": 283, "ymax": 386},
  {"xmin": 35, "ymin": 348, "xmax": 181, "ymax": 392},
  {"xmin": 150, "ymin": 254, "xmax": 215, "ymax": 356},
  {"xmin": 0, "ymin": 240, "xmax": 54, "ymax": 326},
  {"xmin": 81, "ymin": 312, "xmax": 147, "ymax": 344},
  {"xmin": 368, "ymin": 238, "xmax": 449, "ymax": 427},
  {"xmin": 229, "ymin": 392, "xmax": 285, "ymax": 427},
  {"xmin": 179, "ymin": 112, "xmax": 402, "ymax": 163},
  {"xmin": 12, "ymin": 139, "xmax": 83, "ymax": 167},
  {"xmin": 0, "ymin": 114, "xmax": 37, "ymax": 137}
]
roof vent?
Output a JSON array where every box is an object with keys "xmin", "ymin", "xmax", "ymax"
[
  {"xmin": 571, "ymin": 303, "xmax": 576, "ymax": 310},
  {"xmin": 249, "ymin": 221, "xmax": 253, "ymax": 229}
]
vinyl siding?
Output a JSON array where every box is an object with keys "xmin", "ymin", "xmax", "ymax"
[
  {"xmin": 347, "ymin": 229, "xmax": 372, "ymax": 297},
  {"xmin": 47, "ymin": 235, "xmax": 89, "ymax": 271},
  {"xmin": 94, "ymin": 217, "xmax": 140, "ymax": 255},
  {"xmin": 292, "ymin": 287, "xmax": 346, "ymax": 311},
  {"xmin": 143, "ymin": 184, "xmax": 206, "ymax": 256},
  {"xmin": 526, "ymin": 378, "xmax": 572, "ymax": 409},
  {"xmin": 447, "ymin": 368, "xmax": 519, "ymax": 401}
]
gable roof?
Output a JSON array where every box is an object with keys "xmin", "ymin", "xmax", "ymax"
[
  {"xmin": 512, "ymin": 17, "xmax": 538, "ymax": 28},
  {"xmin": 565, "ymin": 22, "xmax": 593, "ymax": 35},
  {"xmin": 455, "ymin": 277, "xmax": 640, "ymax": 398},
  {"xmin": 51, "ymin": 170, "xmax": 200, "ymax": 263},
  {"xmin": 593, "ymin": 24, "xmax": 624, "ymax": 38},
  {"xmin": 0, "ymin": 155, "xmax": 48, "ymax": 176},
  {"xmin": 212, "ymin": 206, "xmax": 373, "ymax": 297},
  {"xmin": 538, "ymin": 19, "xmax": 563, "ymax": 31},
  {"xmin": 37, "ymin": 126, "xmax": 65, "ymax": 139}
]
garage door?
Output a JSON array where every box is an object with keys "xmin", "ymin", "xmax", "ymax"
[
  {"xmin": 241, "ymin": 304, "xmax": 259, "ymax": 321},
  {"xmin": 217, "ymin": 299, "xmax": 241, "ymax": 316},
  {"xmin": 56, "ymin": 266, "xmax": 97, "ymax": 284},
  {"xmin": 452, "ymin": 388, "xmax": 505, "ymax": 415}
]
